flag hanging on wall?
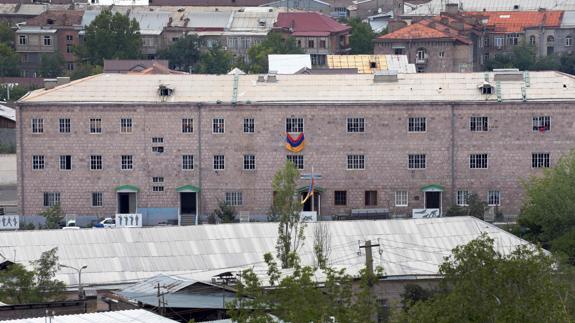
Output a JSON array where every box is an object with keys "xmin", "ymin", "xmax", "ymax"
[{"xmin": 286, "ymin": 132, "xmax": 305, "ymax": 152}]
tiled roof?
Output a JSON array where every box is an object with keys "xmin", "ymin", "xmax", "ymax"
[
  {"xmin": 275, "ymin": 12, "xmax": 350, "ymax": 36},
  {"xmin": 377, "ymin": 22, "xmax": 456, "ymax": 41},
  {"xmin": 466, "ymin": 10, "xmax": 564, "ymax": 32},
  {"xmin": 25, "ymin": 10, "xmax": 84, "ymax": 27}
]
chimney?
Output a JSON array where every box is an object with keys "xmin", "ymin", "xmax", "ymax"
[
  {"xmin": 44, "ymin": 79, "xmax": 58, "ymax": 90},
  {"xmin": 168, "ymin": 16, "xmax": 172, "ymax": 27},
  {"xmin": 56, "ymin": 77, "xmax": 70, "ymax": 86},
  {"xmin": 374, "ymin": 70, "xmax": 398, "ymax": 83},
  {"xmin": 266, "ymin": 72, "xmax": 278, "ymax": 83},
  {"xmin": 445, "ymin": 3, "xmax": 459, "ymax": 15},
  {"xmin": 387, "ymin": 19, "xmax": 407, "ymax": 33}
]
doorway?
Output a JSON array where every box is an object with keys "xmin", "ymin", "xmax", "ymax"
[
  {"xmin": 117, "ymin": 192, "xmax": 137, "ymax": 214},
  {"xmin": 301, "ymin": 192, "xmax": 320, "ymax": 215},
  {"xmin": 180, "ymin": 192, "xmax": 197, "ymax": 216},
  {"xmin": 425, "ymin": 191, "xmax": 441, "ymax": 209}
]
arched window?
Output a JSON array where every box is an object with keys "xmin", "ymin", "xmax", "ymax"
[
  {"xmin": 529, "ymin": 35, "xmax": 536, "ymax": 45},
  {"xmin": 547, "ymin": 35, "xmax": 555, "ymax": 44}
]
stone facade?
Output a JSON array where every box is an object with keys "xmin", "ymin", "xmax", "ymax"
[{"xmin": 17, "ymin": 99, "xmax": 573, "ymax": 220}]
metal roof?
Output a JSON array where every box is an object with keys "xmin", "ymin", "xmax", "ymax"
[
  {"xmin": 0, "ymin": 217, "xmax": 534, "ymax": 289},
  {"xmin": 0, "ymin": 104, "xmax": 15, "ymax": 122},
  {"xmin": 561, "ymin": 11, "xmax": 575, "ymax": 27},
  {"xmin": 268, "ymin": 54, "xmax": 312, "ymax": 74},
  {"xmin": 405, "ymin": 0, "xmax": 575, "ymax": 16},
  {"xmin": 228, "ymin": 10, "xmax": 278, "ymax": 32},
  {"xmin": 19, "ymin": 71, "xmax": 575, "ymax": 104},
  {"xmin": 0, "ymin": 309, "xmax": 178, "ymax": 323}
]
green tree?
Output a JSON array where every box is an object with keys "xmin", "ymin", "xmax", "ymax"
[
  {"xmin": 404, "ymin": 234, "xmax": 572, "ymax": 322},
  {"xmin": 197, "ymin": 45, "xmax": 235, "ymax": 74},
  {"xmin": 272, "ymin": 161, "xmax": 304, "ymax": 268},
  {"xmin": 348, "ymin": 17, "xmax": 376, "ymax": 54},
  {"xmin": 519, "ymin": 150, "xmax": 575, "ymax": 264},
  {"xmin": 76, "ymin": 10, "xmax": 142, "ymax": 66},
  {"xmin": 0, "ymin": 43, "xmax": 20, "ymax": 77},
  {"xmin": 40, "ymin": 204, "xmax": 64, "ymax": 229},
  {"xmin": 445, "ymin": 193, "xmax": 487, "ymax": 220},
  {"xmin": 0, "ymin": 84, "xmax": 30, "ymax": 102},
  {"xmin": 0, "ymin": 22, "xmax": 14, "ymax": 47},
  {"xmin": 40, "ymin": 53, "xmax": 65, "ymax": 78},
  {"xmin": 158, "ymin": 35, "xmax": 201, "ymax": 72},
  {"xmin": 247, "ymin": 32, "xmax": 303, "ymax": 74},
  {"xmin": 31, "ymin": 248, "xmax": 66, "ymax": 301},
  {"xmin": 559, "ymin": 52, "xmax": 575, "ymax": 75},
  {"xmin": 70, "ymin": 63, "xmax": 103, "ymax": 80},
  {"xmin": 213, "ymin": 200, "xmax": 236, "ymax": 223}
]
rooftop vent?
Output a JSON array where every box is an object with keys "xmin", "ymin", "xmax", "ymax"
[
  {"xmin": 56, "ymin": 77, "xmax": 70, "ymax": 86},
  {"xmin": 257, "ymin": 75, "xmax": 265, "ymax": 82},
  {"xmin": 374, "ymin": 70, "xmax": 398, "ymax": 83},
  {"xmin": 493, "ymin": 68, "xmax": 523, "ymax": 81},
  {"xmin": 266, "ymin": 72, "xmax": 277, "ymax": 83},
  {"xmin": 158, "ymin": 84, "xmax": 174, "ymax": 97}
]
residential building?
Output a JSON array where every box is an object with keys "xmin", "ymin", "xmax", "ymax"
[
  {"xmin": 16, "ymin": 71, "xmax": 575, "ymax": 221},
  {"xmin": 274, "ymin": 12, "xmax": 351, "ymax": 65},
  {"xmin": 525, "ymin": 10, "xmax": 575, "ymax": 57},
  {"xmin": 404, "ymin": 0, "xmax": 575, "ymax": 17},
  {"xmin": 103, "ymin": 59, "xmax": 170, "ymax": 73},
  {"xmin": 15, "ymin": 10, "xmax": 84, "ymax": 77}
]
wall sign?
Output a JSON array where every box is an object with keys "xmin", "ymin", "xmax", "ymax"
[
  {"xmin": 0, "ymin": 215, "xmax": 19, "ymax": 230},
  {"xmin": 412, "ymin": 209, "xmax": 440, "ymax": 219},
  {"xmin": 115, "ymin": 214, "xmax": 143, "ymax": 228}
]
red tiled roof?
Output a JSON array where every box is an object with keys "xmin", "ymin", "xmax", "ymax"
[
  {"xmin": 465, "ymin": 11, "xmax": 563, "ymax": 33},
  {"xmin": 276, "ymin": 12, "xmax": 350, "ymax": 36},
  {"xmin": 377, "ymin": 22, "xmax": 454, "ymax": 41},
  {"xmin": 25, "ymin": 10, "xmax": 84, "ymax": 27}
]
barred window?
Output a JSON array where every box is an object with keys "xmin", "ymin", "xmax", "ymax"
[
  {"xmin": 225, "ymin": 192, "xmax": 243, "ymax": 206},
  {"xmin": 59, "ymin": 155, "xmax": 71, "ymax": 170},
  {"xmin": 43, "ymin": 192, "xmax": 60, "ymax": 207},
  {"xmin": 395, "ymin": 191, "xmax": 408, "ymax": 207},
  {"xmin": 347, "ymin": 155, "xmax": 365, "ymax": 170},
  {"xmin": 32, "ymin": 118, "xmax": 43, "ymax": 133},
  {"xmin": 213, "ymin": 155, "xmax": 225, "ymax": 170},
  {"xmin": 90, "ymin": 118, "xmax": 102, "ymax": 133},
  {"xmin": 469, "ymin": 154, "xmax": 488, "ymax": 169},
  {"xmin": 182, "ymin": 118, "xmax": 193, "ymax": 133},
  {"xmin": 488, "ymin": 190, "xmax": 500, "ymax": 206},
  {"xmin": 365, "ymin": 190, "xmax": 378, "ymax": 206},
  {"xmin": 408, "ymin": 117, "xmax": 426, "ymax": 132},
  {"xmin": 532, "ymin": 153, "xmax": 550, "ymax": 168},
  {"xmin": 92, "ymin": 192, "xmax": 102, "ymax": 207},
  {"xmin": 533, "ymin": 116, "xmax": 550, "ymax": 132},
  {"xmin": 347, "ymin": 117, "xmax": 365, "ymax": 133},
  {"xmin": 152, "ymin": 137, "xmax": 164, "ymax": 154},
  {"xmin": 287, "ymin": 155, "xmax": 304, "ymax": 170},
  {"xmin": 456, "ymin": 190, "xmax": 469, "ymax": 206},
  {"xmin": 244, "ymin": 118, "xmax": 255, "ymax": 133},
  {"xmin": 152, "ymin": 177, "xmax": 164, "ymax": 192},
  {"xmin": 408, "ymin": 154, "xmax": 426, "ymax": 169},
  {"xmin": 59, "ymin": 118, "xmax": 70, "ymax": 133},
  {"xmin": 90, "ymin": 155, "xmax": 102, "ymax": 170},
  {"xmin": 182, "ymin": 155, "xmax": 194, "ymax": 170},
  {"xmin": 470, "ymin": 116, "xmax": 488, "ymax": 132},
  {"xmin": 243, "ymin": 154, "xmax": 256, "ymax": 170},
  {"xmin": 121, "ymin": 118, "xmax": 132, "ymax": 133},
  {"xmin": 213, "ymin": 118, "xmax": 225, "ymax": 133},
  {"xmin": 334, "ymin": 191, "xmax": 347, "ymax": 206},
  {"xmin": 32, "ymin": 155, "xmax": 45, "ymax": 170},
  {"xmin": 121, "ymin": 155, "xmax": 133, "ymax": 170},
  {"xmin": 286, "ymin": 117, "xmax": 304, "ymax": 133}
]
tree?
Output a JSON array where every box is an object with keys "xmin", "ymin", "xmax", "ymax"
[
  {"xmin": 313, "ymin": 222, "xmax": 331, "ymax": 269},
  {"xmin": 272, "ymin": 161, "xmax": 304, "ymax": 268},
  {"xmin": 247, "ymin": 32, "xmax": 303, "ymax": 74},
  {"xmin": 70, "ymin": 63, "xmax": 103, "ymax": 80},
  {"xmin": 40, "ymin": 53, "xmax": 65, "ymax": 78},
  {"xmin": 400, "ymin": 283, "xmax": 435, "ymax": 313},
  {"xmin": 404, "ymin": 234, "xmax": 572, "ymax": 322},
  {"xmin": 445, "ymin": 193, "xmax": 487, "ymax": 220},
  {"xmin": 348, "ymin": 17, "xmax": 376, "ymax": 54},
  {"xmin": 76, "ymin": 10, "xmax": 142, "ymax": 66},
  {"xmin": 213, "ymin": 200, "xmax": 236, "ymax": 223},
  {"xmin": 31, "ymin": 248, "xmax": 66, "ymax": 301},
  {"xmin": 519, "ymin": 150, "xmax": 575, "ymax": 265},
  {"xmin": 559, "ymin": 53, "xmax": 575, "ymax": 75},
  {"xmin": 40, "ymin": 204, "xmax": 64, "ymax": 229},
  {"xmin": 0, "ymin": 22, "xmax": 14, "ymax": 47},
  {"xmin": 0, "ymin": 84, "xmax": 30, "ymax": 102},
  {"xmin": 157, "ymin": 35, "xmax": 201, "ymax": 72},
  {"xmin": 197, "ymin": 45, "xmax": 235, "ymax": 74},
  {"xmin": 0, "ymin": 43, "xmax": 20, "ymax": 77}
]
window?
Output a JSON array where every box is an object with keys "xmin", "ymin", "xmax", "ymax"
[
  {"xmin": 483, "ymin": 37, "xmax": 489, "ymax": 47},
  {"xmin": 532, "ymin": 153, "xmax": 550, "ymax": 168},
  {"xmin": 311, "ymin": 54, "xmax": 326, "ymax": 66},
  {"xmin": 416, "ymin": 48, "xmax": 426, "ymax": 61},
  {"xmin": 152, "ymin": 137, "xmax": 164, "ymax": 153},
  {"xmin": 90, "ymin": 118, "xmax": 101, "ymax": 133},
  {"xmin": 43, "ymin": 35, "xmax": 52, "ymax": 46},
  {"xmin": 408, "ymin": 154, "xmax": 426, "ymax": 169},
  {"xmin": 532, "ymin": 116, "xmax": 550, "ymax": 132},
  {"xmin": 480, "ymin": 84, "xmax": 493, "ymax": 94},
  {"xmin": 482, "ymin": 53, "xmax": 490, "ymax": 65},
  {"xmin": 43, "ymin": 192, "xmax": 60, "ymax": 207},
  {"xmin": 225, "ymin": 192, "xmax": 243, "ymax": 206},
  {"xmin": 547, "ymin": 35, "xmax": 555, "ymax": 44},
  {"xmin": 408, "ymin": 117, "xmax": 426, "ymax": 132},
  {"xmin": 59, "ymin": 155, "xmax": 71, "ymax": 170},
  {"xmin": 365, "ymin": 190, "xmax": 377, "ymax": 206},
  {"xmin": 59, "ymin": 118, "xmax": 70, "ymax": 133},
  {"xmin": 243, "ymin": 118, "xmax": 255, "ymax": 133},
  {"xmin": 90, "ymin": 155, "xmax": 102, "ymax": 170},
  {"xmin": 488, "ymin": 190, "xmax": 500, "ymax": 206},
  {"xmin": 66, "ymin": 35, "xmax": 73, "ymax": 41},
  {"xmin": 67, "ymin": 62, "xmax": 74, "ymax": 71},
  {"xmin": 213, "ymin": 118, "xmax": 225, "ymax": 133},
  {"xmin": 121, "ymin": 118, "xmax": 132, "ymax": 133},
  {"xmin": 438, "ymin": 51, "xmax": 445, "ymax": 58},
  {"xmin": 152, "ymin": 177, "xmax": 164, "ymax": 192},
  {"xmin": 529, "ymin": 35, "xmax": 536, "ymax": 45},
  {"xmin": 152, "ymin": 137, "xmax": 163, "ymax": 143},
  {"xmin": 213, "ymin": 155, "xmax": 225, "ymax": 170},
  {"xmin": 395, "ymin": 191, "xmax": 408, "ymax": 207},
  {"xmin": 287, "ymin": 155, "xmax": 304, "ymax": 169},
  {"xmin": 470, "ymin": 116, "xmax": 489, "ymax": 132},
  {"xmin": 347, "ymin": 154, "xmax": 365, "ymax": 170},
  {"xmin": 32, "ymin": 155, "xmax": 45, "ymax": 170},
  {"xmin": 19, "ymin": 35, "xmax": 27, "ymax": 45},
  {"xmin": 495, "ymin": 37, "xmax": 504, "ymax": 48},
  {"xmin": 243, "ymin": 154, "xmax": 256, "ymax": 170},
  {"xmin": 566, "ymin": 35, "xmax": 573, "ymax": 47},
  {"xmin": 91, "ymin": 192, "xmax": 102, "ymax": 207},
  {"xmin": 469, "ymin": 154, "xmax": 488, "ymax": 169},
  {"xmin": 308, "ymin": 40, "xmax": 315, "ymax": 48},
  {"xmin": 66, "ymin": 44, "xmax": 72, "ymax": 53},
  {"xmin": 182, "ymin": 118, "xmax": 193, "ymax": 133},
  {"xmin": 182, "ymin": 155, "xmax": 194, "ymax": 170},
  {"xmin": 394, "ymin": 48, "xmax": 404, "ymax": 55},
  {"xmin": 286, "ymin": 117, "xmax": 304, "ymax": 133},
  {"xmin": 319, "ymin": 40, "xmax": 326, "ymax": 48},
  {"xmin": 507, "ymin": 33, "xmax": 519, "ymax": 45},
  {"xmin": 32, "ymin": 118, "xmax": 43, "ymax": 133},
  {"xmin": 347, "ymin": 117, "xmax": 365, "ymax": 133},
  {"xmin": 456, "ymin": 190, "xmax": 469, "ymax": 206},
  {"xmin": 121, "ymin": 155, "xmax": 133, "ymax": 170},
  {"xmin": 334, "ymin": 191, "xmax": 347, "ymax": 206}
]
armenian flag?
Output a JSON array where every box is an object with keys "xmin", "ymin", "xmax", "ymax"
[
  {"xmin": 286, "ymin": 132, "xmax": 305, "ymax": 153},
  {"xmin": 301, "ymin": 176, "xmax": 314, "ymax": 205}
]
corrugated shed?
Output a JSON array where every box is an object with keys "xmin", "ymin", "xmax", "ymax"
[
  {"xmin": 0, "ymin": 218, "xmax": 534, "ymax": 288},
  {"xmin": 0, "ymin": 309, "xmax": 178, "ymax": 323}
]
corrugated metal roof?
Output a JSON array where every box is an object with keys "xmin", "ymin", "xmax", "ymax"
[
  {"xmin": 405, "ymin": 0, "xmax": 575, "ymax": 16},
  {"xmin": 1, "ymin": 309, "xmax": 178, "ymax": 323},
  {"xmin": 20, "ymin": 71, "xmax": 575, "ymax": 104},
  {"xmin": 0, "ymin": 104, "xmax": 15, "ymax": 122},
  {"xmin": 228, "ymin": 10, "xmax": 278, "ymax": 32},
  {"xmin": 0, "ymin": 218, "xmax": 534, "ymax": 289},
  {"xmin": 561, "ymin": 10, "xmax": 575, "ymax": 27}
]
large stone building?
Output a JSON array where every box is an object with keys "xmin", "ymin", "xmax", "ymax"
[{"xmin": 16, "ymin": 71, "xmax": 575, "ymax": 224}]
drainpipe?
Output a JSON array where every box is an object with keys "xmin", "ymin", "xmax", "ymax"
[
  {"xmin": 17, "ymin": 104, "xmax": 24, "ymax": 216},
  {"xmin": 196, "ymin": 103, "xmax": 202, "ymax": 226},
  {"xmin": 449, "ymin": 103, "xmax": 456, "ymax": 212}
]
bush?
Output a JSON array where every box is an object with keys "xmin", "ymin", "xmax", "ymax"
[{"xmin": 213, "ymin": 201, "xmax": 236, "ymax": 223}]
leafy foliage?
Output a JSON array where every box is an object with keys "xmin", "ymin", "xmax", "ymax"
[
  {"xmin": 197, "ymin": 45, "xmax": 235, "ymax": 74},
  {"xmin": 404, "ymin": 234, "xmax": 572, "ymax": 322},
  {"xmin": 0, "ymin": 43, "xmax": 20, "ymax": 77},
  {"xmin": 158, "ymin": 35, "xmax": 201, "ymax": 72},
  {"xmin": 485, "ymin": 44, "xmax": 571, "ymax": 72},
  {"xmin": 400, "ymin": 283, "xmax": 435, "ymax": 313},
  {"xmin": 0, "ymin": 22, "xmax": 14, "ymax": 46},
  {"xmin": 76, "ymin": 10, "xmax": 142, "ymax": 66},
  {"xmin": 70, "ymin": 63, "xmax": 103, "ymax": 80},
  {"xmin": 445, "ymin": 193, "xmax": 487, "ymax": 220},
  {"xmin": 213, "ymin": 200, "xmax": 236, "ymax": 223},
  {"xmin": 348, "ymin": 17, "xmax": 376, "ymax": 54},
  {"xmin": 40, "ymin": 53, "xmax": 65, "ymax": 78},
  {"xmin": 247, "ymin": 32, "xmax": 303, "ymax": 74},
  {"xmin": 40, "ymin": 204, "xmax": 64, "ymax": 229},
  {"xmin": 312, "ymin": 222, "xmax": 331, "ymax": 269},
  {"xmin": 0, "ymin": 84, "xmax": 31, "ymax": 102}
]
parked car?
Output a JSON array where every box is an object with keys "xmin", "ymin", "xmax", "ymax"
[
  {"xmin": 94, "ymin": 217, "xmax": 115, "ymax": 228},
  {"xmin": 62, "ymin": 220, "xmax": 80, "ymax": 230}
]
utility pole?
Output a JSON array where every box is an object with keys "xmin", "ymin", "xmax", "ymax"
[{"xmin": 359, "ymin": 240, "xmax": 380, "ymax": 286}]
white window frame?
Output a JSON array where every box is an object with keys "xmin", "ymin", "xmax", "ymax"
[
  {"xmin": 225, "ymin": 191, "xmax": 243, "ymax": 206},
  {"xmin": 532, "ymin": 116, "xmax": 551, "ymax": 132},
  {"xmin": 19, "ymin": 35, "xmax": 27, "ymax": 45},
  {"xmin": 347, "ymin": 117, "xmax": 365, "ymax": 133},
  {"xmin": 213, "ymin": 155, "xmax": 225, "ymax": 170},
  {"xmin": 495, "ymin": 36, "xmax": 504, "ymax": 48},
  {"xmin": 32, "ymin": 155, "xmax": 45, "ymax": 170},
  {"xmin": 243, "ymin": 118, "xmax": 255, "ymax": 133},
  {"xmin": 488, "ymin": 190, "xmax": 500, "ymax": 206},
  {"xmin": 59, "ymin": 118, "xmax": 70, "ymax": 133},
  {"xmin": 566, "ymin": 35, "xmax": 573, "ymax": 47},
  {"xmin": 182, "ymin": 118, "xmax": 193, "ymax": 133},
  {"xmin": 152, "ymin": 176, "xmax": 164, "ymax": 192},
  {"xmin": 469, "ymin": 154, "xmax": 488, "ymax": 169},
  {"xmin": 90, "ymin": 155, "xmax": 102, "ymax": 170},
  {"xmin": 212, "ymin": 118, "xmax": 225, "ymax": 134},
  {"xmin": 470, "ymin": 116, "xmax": 489, "ymax": 132},
  {"xmin": 408, "ymin": 154, "xmax": 426, "ymax": 169},
  {"xmin": 347, "ymin": 154, "xmax": 365, "ymax": 170},
  {"xmin": 43, "ymin": 192, "xmax": 60, "ymax": 207},
  {"xmin": 456, "ymin": 190, "xmax": 469, "ymax": 206},
  {"xmin": 121, "ymin": 155, "xmax": 133, "ymax": 170},
  {"xmin": 287, "ymin": 155, "xmax": 304, "ymax": 170},
  {"xmin": 408, "ymin": 117, "xmax": 426, "ymax": 133},
  {"xmin": 59, "ymin": 155, "xmax": 72, "ymax": 170},
  {"xmin": 31, "ymin": 118, "xmax": 43, "ymax": 133},
  {"xmin": 92, "ymin": 192, "xmax": 103, "ymax": 207},
  {"xmin": 286, "ymin": 117, "xmax": 304, "ymax": 133},
  {"xmin": 182, "ymin": 155, "xmax": 194, "ymax": 170},
  {"xmin": 243, "ymin": 154, "xmax": 256, "ymax": 171},
  {"xmin": 90, "ymin": 118, "xmax": 102, "ymax": 134},
  {"xmin": 43, "ymin": 35, "xmax": 52, "ymax": 46},
  {"xmin": 395, "ymin": 191, "xmax": 408, "ymax": 207},
  {"xmin": 121, "ymin": 118, "xmax": 133, "ymax": 133},
  {"xmin": 532, "ymin": 153, "xmax": 550, "ymax": 168}
]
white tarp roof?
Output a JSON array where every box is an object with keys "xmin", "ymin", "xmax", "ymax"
[
  {"xmin": 0, "ymin": 104, "xmax": 15, "ymax": 122},
  {"xmin": 0, "ymin": 309, "xmax": 178, "ymax": 323},
  {"xmin": 268, "ymin": 54, "xmax": 312, "ymax": 74},
  {"xmin": 0, "ymin": 217, "xmax": 533, "ymax": 289}
]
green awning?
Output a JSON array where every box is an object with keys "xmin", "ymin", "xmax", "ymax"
[
  {"xmin": 115, "ymin": 185, "xmax": 140, "ymax": 192},
  {"xmin": 421, "ymin": 184, "xmax": 444, "ymax": 192},
  {"xmin": 176, "ymin": 185, "xmax": 201, "ymax": 193},
  {"xmin": 297, "ymin": 186, "xmax": 325, "ymax": 194}
]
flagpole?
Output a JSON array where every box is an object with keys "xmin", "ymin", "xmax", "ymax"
[{"xmin": 311, "ymin": 166, "xmax": 314, "ymax": 213}]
